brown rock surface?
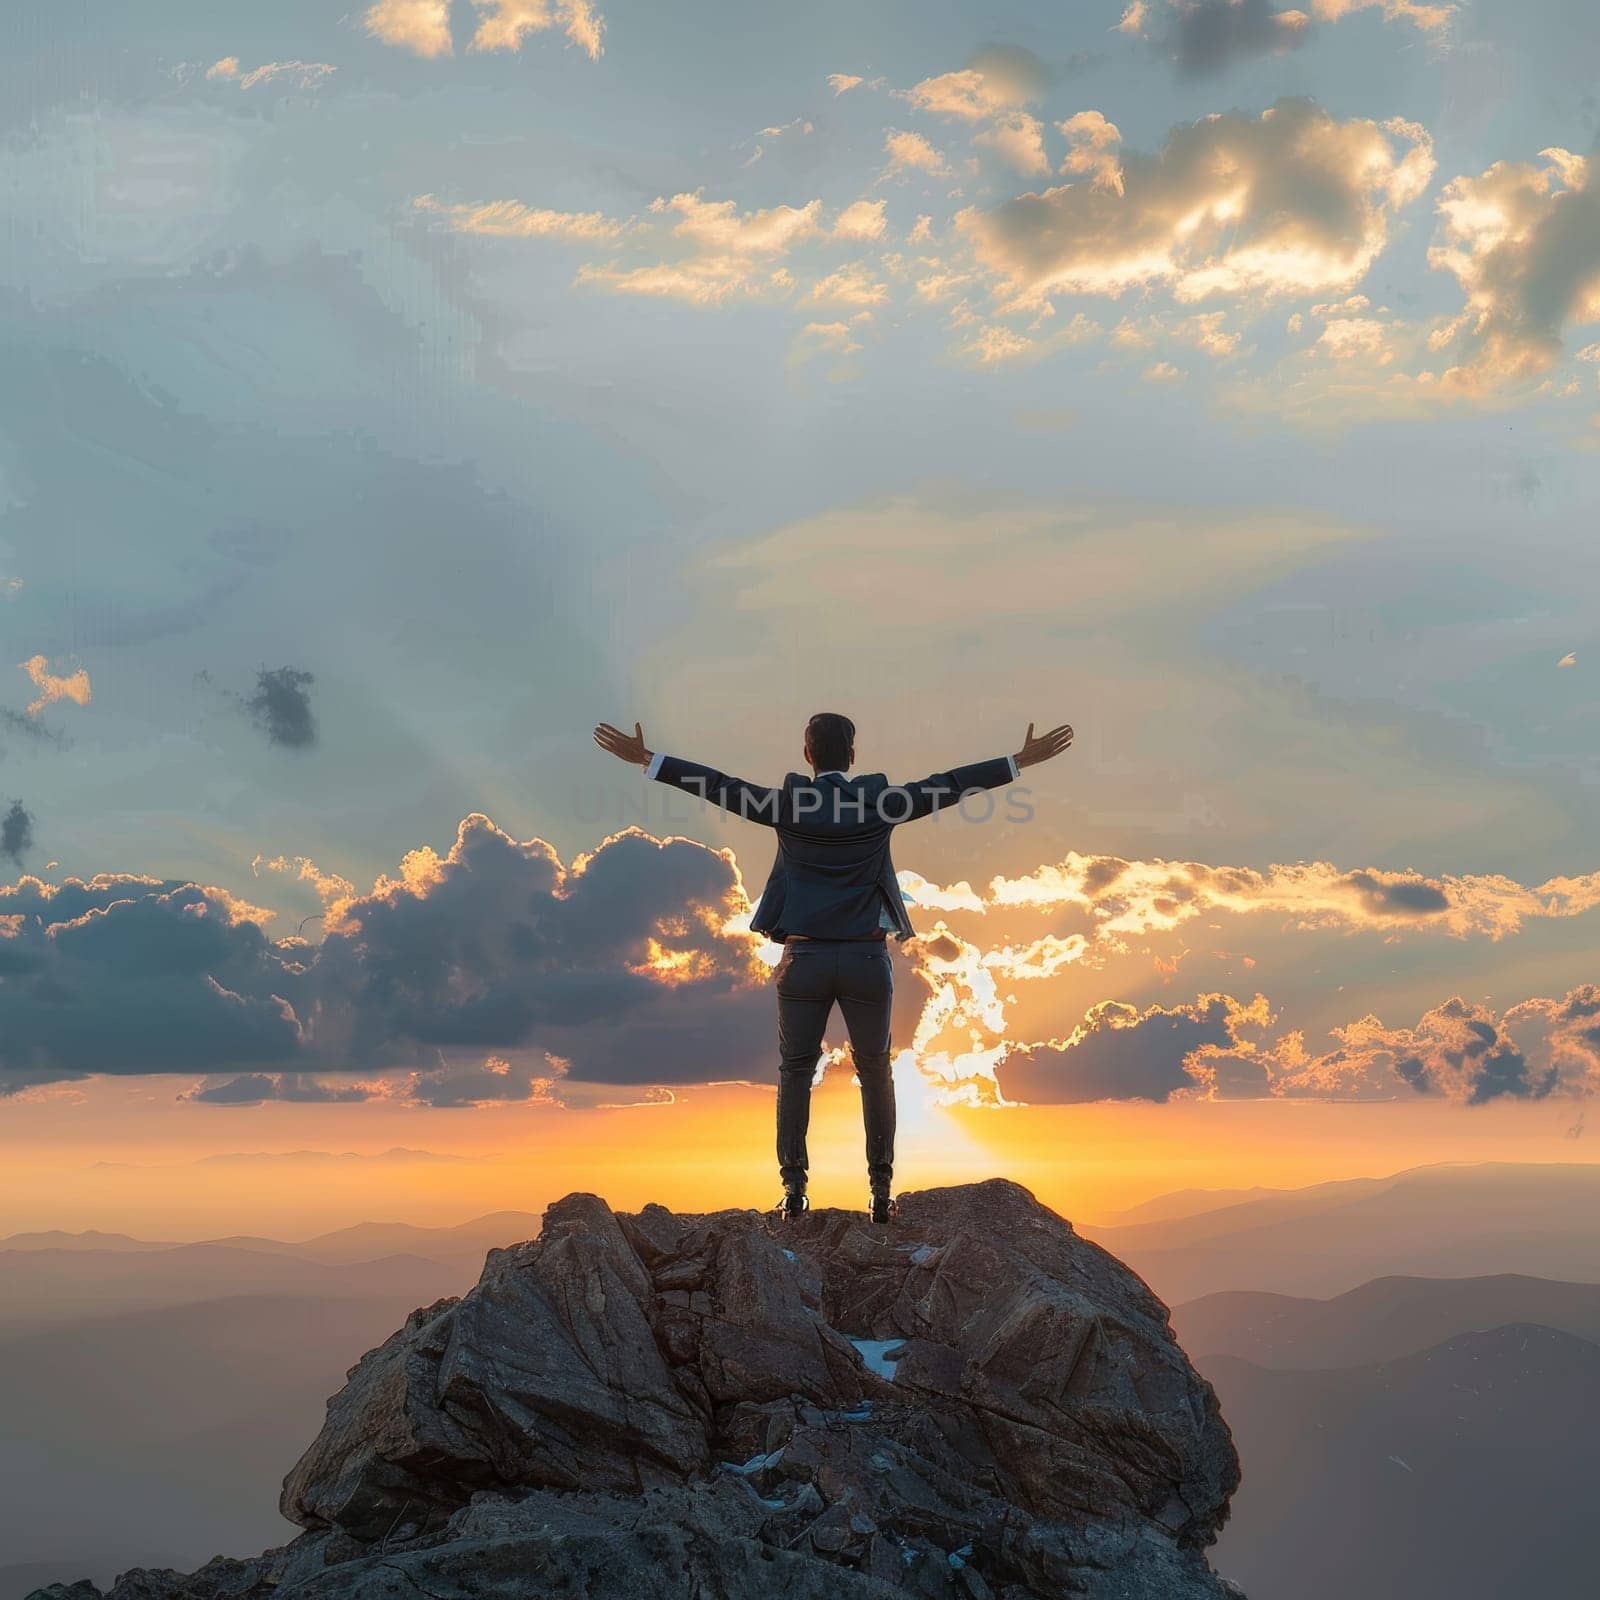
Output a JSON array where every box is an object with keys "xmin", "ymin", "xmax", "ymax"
[{"xmin": 31, "ymin": 1180, "xmax": 1246, "ymax": 1600}]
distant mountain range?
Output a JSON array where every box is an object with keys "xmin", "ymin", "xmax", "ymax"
[
  {"xmin": 1175, "ymin": 1272, "xmax": 1600, "ymax": 1369},
  {"xmin": 1081, "ymin": 1161, "xmax": 1600, "ymax": 1301},
  {"xmin": 0, "ymin": 1244, "xmax": 463, "ymax": 1333},
  {"xmin": 1203, "ymin": 1322, "xmax": 1600, "ymax": 1600},
  {"xmin": 0, "ymin": 1292, "xmax": 428, "ymax": 1593}
]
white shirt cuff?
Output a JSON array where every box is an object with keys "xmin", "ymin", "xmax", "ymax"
[
  {"xmin": 644, "ymin": 751, "xmax": 665, "ymax": 781},
  {"xmin": 1004, "ymin": 754, "xmax": 1019, "ymax": 782}
]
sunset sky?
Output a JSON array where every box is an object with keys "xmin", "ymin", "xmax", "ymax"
[{"xmin": 3, "ymin": 0, "xmax": 1599, "ymax": 1236}]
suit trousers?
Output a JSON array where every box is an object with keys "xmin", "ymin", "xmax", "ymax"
[{"xmin": 774, "ymin": 938, "xmax": 895, "ymax": 1193}]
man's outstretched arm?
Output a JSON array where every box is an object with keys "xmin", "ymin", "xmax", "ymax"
[
  {"xmin": 593, "ymin": 721, "xmax": 782, "ymax": 826},
  {"xmin": 894, "ymin": 721, "xmax": 1073, "ymax": 823}
]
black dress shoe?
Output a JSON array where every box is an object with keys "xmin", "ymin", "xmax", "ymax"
[
  {"xmin": 777, "ymin": 1190, "xmax": 809, "ymax": 1219},
  {"xmin": 869, "ymin": 1192, "xmax": 897, "ymax": 1225}
]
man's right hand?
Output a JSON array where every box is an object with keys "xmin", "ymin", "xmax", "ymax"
[
  {"xmin": 1014, "ymin": 722, "xmax": 1074, "ymax": 770},
  {"xmin": 594, "ymin": 721, "xmax": 655, "ymax": 768}
]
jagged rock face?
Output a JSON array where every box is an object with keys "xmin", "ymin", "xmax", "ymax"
[{"xmin": 33, "ymin": 1180, "xmax": 1244, "ymax": 1600}]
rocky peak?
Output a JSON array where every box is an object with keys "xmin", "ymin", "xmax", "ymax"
[{"xmin": 31, "ymin": 1180, "xmax": 1245, "ymax": 1599}]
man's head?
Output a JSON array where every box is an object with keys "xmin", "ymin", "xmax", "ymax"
[{"xmin": 804, "ymin": 711, "xmax": 856, "ymax": 773}]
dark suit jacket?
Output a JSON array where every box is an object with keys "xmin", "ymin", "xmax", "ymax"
[{"xmin": 650, "ymin": 755, "xmax": 1015, "ymax": 942}]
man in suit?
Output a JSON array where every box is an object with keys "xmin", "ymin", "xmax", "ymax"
[{"xmin": 593, "ymin": 712, "xmax": 1074, "ymax": 1222}]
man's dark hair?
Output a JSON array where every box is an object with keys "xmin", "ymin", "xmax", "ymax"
[{"xmin": 805, "ymin": 711, "xmax": 856, "ymax": 771}]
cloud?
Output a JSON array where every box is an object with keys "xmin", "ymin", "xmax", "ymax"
[
  {"xmin": 997, "ymin": 992, "xmax": 1270, "ymax": 1103},
  {"xmin": 365, "ymin": 0, "xmax": 605, "ymax": 59},
  {"xmin": 883, "ymin": 129, "xmax": 951, "ymax": 179},
  {"xmin": 0, "ymin": 816, "xmax": 771, "ymax": 1091},
  {"xmin": 208, "ymin": 61, "xmax": 337, "ymax": 91},
  {"xmin": 184, "ymin": 1072, "xmax": 375, "ymax": 1105},
  {"xmin": 960, "ymin": 99, "xmax": 1434, "ymax": 309},
  {"xmin": 807, "ymin": 264, "xmax": 889, "ymax": 308},
  {"xmin": 402, "ymin": 1052, "xmax": 563, "ymax": 1106},
  {"xmin": 1, "ymin": 800, "xmax": 33, "ymax": 867},
  {"xmin": 1126, "ymin": 0, "xmax": 1451, "ymax": 72},
  {"xmin": 1427, "ymin": 148, "xmax": 1600, "ymax": 389},
  {"xmin": 960, "ymin": 324, "xmax": 1036, "ymax": 364},
  {"xmin": 470, "ymin": 0, "xmax": 606, "ymax": 59},
  {"xmin": 900, "ymin": 45, "xmax": 1048, "ymax": 122},
  {"xmin": 0, "ymin": 707, "xmax": 61, "ymax": 757},
  {"xmin": 244, "ymin": 666, "xmax": 316, "ymax": 749},
  {"xmin": 1282, "ymin": 996, "xmax": 1563, "ymax": 1103},
  {"xmin": 1311, "ymin": 0, "xmax": 1453, "ymax": 28},
  {"xmin": 411, "ymin": 193, "xmax": 625, "ymax": 242},
  {"xmin": 0, "ymin": 874, "xmax": 302, "ymax": 1090},
  {"xmin": 901, "ymin": 48, "xmax": 1051, "ymax": 177},
  {"xmin": 973, "ymin": 850, "xmax": 1592, "ymax": 942},
  {"xmin": 833, "ymin": 199, "xmax": 888, "ymax": 242},
  {"xmin": 788, "ymin": 319, "xmax": 870, "ymax": 369},
  {"xmin": 974, "ymin": 113, "xmax": 1051, "ymax": 177},
  {"xmin": 828, "ymin": 74, "xmax": 865, "ymax": 97},
  {"xmin": 575, "ymin": 192, "xmax": 822, "ymax": 305},
  {"xmin": 1169, "ymin": 0, "xmax": 1312, "ymax": 79},
  {"xmin": 19, "ymin": 655, "xmax": 91, "ymax": 717},
  {"xmin": 363, "ymin": 0, "xmax": 454, "ymax": 58},
  {"xmin": 1056, "ymin": 110, "xmax": 1126, "ymax": 195}
]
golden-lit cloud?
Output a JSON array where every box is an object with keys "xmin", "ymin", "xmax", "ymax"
[
  {"xmin": 832, "ymin": 199, "xmax": 889, "ymax": 241},
  {"xmin": 828, "ymin": 73, "xmax": 865, "ymax": 97},
  {"xmin": 1057, "ymin": 110, "xmax": 1125, "ymax": 195},
  {"xmin": 974, "ymin": 113, "xmax": 1051, "ymax": 177},
  {"xmin": 787, "ymin": 318, "xmax": 869, "ymax": 367},
  {"xmin": 364, "ymin": 0, "xmax": 606, "ymax": 59},
  {"xmin": 19, "ymin": 655, "xmax": 91, "ymax": 717},
  {"xmin": 1311, "ymin": 0, "xmax": 1454, "ymax": 28},
  {"xmin": 883, "ymin": 129, "xmax": 951, "ymax": 179},
  {"xmin": 960, "ymin": 99, "xmax": 1434, "ymax": 308},
  {"xmin": 470, "ymin": 0, "xmax": 605, "ymax": 59},
  {"xmin": 975, "ymin": 852, "xmax": 1600, "ymax": 943},
  {"xmin": 410, "ymin": 193, "xmax": 625, "ymax": 241},
  {"xmin": 573, "ymin": 192, "xmax": 823, "ymax": 304},
  {"xmin": 363, "ymin": 0, "xmax": 454, "ymax": 58},
  {"xmin": 652, "ymin": 191, "xmax": 821, "ymax": 255},
  {"xmin": 1427, "ymin": 148, "xmax": 1600, "ymax": 390},
  {"xmin": 1278, "ymin": 989, "xmax": 1588, "ymax": 1104},
  {"xmin": 807, "ymin": 263, "xmax": 889, "ymax": 307}
]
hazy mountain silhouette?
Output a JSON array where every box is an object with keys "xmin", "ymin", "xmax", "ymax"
[
  {"xmin": 1175, "ymin": 1272, "xmax": 1600, "ymax": 1369},
  {"xmin": 1203, "ymin": 1323, "xmax": 1600, "ymax": 1600},
  {"xmin": 0, "ymin": 1245, "xmax": 461, "ymax": 1332},
  {"xmin": 0, "ymin": 1294, "xmax": 427, "ymax": 1596},
  {"xmin": 0, "ymin": 1230, "xmax": 176, "ymax": 1253},
  {"xmin": 1088, "ymin": 1186, "xmax": 1289, "ymax": 1226},
  {"xmin": 1084, "ymin": 1162, "xmax": 1600, "ymax": 1301}
]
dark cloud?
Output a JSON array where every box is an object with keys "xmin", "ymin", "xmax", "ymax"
[
  {"xmin": 1431, "ymin": 151, "xmax": 1600, "ymax": 387},
  {"xmin": 0, "ymin": 816, "xmax": 771, "ymax": 1091},
  {"xmin": 185, "ymin": 1072, "xmax": 374, "ymax": 1106},
  {"xmin": 2, "ymin": 799, "xmax": 33, "ymax": 866},
  {"xmin": 1171, "ymin": 0, "xmax": 1311, "ymax": 79},
  {"xmin": 997, "ymin": 993, "xmax": 1255, "ymax": 1103},
  {"xmin": 308, "ymin": 816, "xmax": 771, "ymax": 1084},
  {"xmin": 0, "ymin": 706, "xmax": 62, "ymax": 757},
  {"xmin": 1346, "ymin": 869, "xmax": 1450, "ymax": 915},
  {"xmin": 245, "ymin": 666, "xmax": 316, "ymax": 748},
  {"xmin": 403, "ymin": 1054, "xmax": 559, "ymax": 1108},
  {"xmin": 1392, "ymin": 998, "xmax": 1557, "ymax": 1104}
]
